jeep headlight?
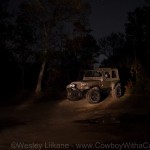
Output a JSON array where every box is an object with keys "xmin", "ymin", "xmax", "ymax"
[{"xmin": 68, "ymin": 83, "xmax": 75, "ymax": 88}]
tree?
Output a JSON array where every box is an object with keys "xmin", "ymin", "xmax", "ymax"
[
  {"xmin": 17, "ymin": 0, "xmax": 90, "ymax": 94},
  {"xmin": 0, "ymin": 0, "xmax": 11, "ymax": 61},
  {"xmin": 98, "ymin": 33, "xmax": 126, "ymax": 67},
  {"xmin": 63, "ymin": 34, "xmax": 99, "ymax": 81},
  {"xmin": 12, "ymin": 3, "xmax": 36, "ymax": 90},
  {"xmin": 0, "ymin": 0, "xmax": 16, "ymax": 97},
  {"xmin": 125, "ymin": 6, "xmax": 150, "ymax": 73},
  {"xmin": 98, "ymin": 4, "xmax": 150, "ymax": 93}
]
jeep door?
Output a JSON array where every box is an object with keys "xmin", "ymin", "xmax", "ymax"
[{"xmin": 102, "ymin": 70, "xmax": 112, "ymax": 90}]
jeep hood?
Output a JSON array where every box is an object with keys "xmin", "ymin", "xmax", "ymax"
[{"xmin": 68, "ymin": 80, "xmax": 102, "ymax": 90}]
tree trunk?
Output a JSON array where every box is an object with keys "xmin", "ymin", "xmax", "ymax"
[
  {"xmin": 35, "ymin": 23, "xmax": 48, "ymax": 95},
  {"xmin": 35, "ymin": 60, "xmax": 46, "ymax": 94}
]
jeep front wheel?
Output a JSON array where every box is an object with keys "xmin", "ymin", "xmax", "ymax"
[
  {"xmin": 67, "ymin": 89, "xmax": 82, "ymax": 101},
  {"xmin": 86, "ymin": 88, "xmax": 101, "ymax": 104}
]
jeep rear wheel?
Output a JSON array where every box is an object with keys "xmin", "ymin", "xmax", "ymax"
[
  {"xmin": 86, "ymin": 88, "xmax": 101, "ymax": 104},
  {"xmin": 112, "ymin": 84, "xmax": 122, "ymax": 99},
  {"xmin": 67, "ymin": 89, "xmax": 82, "ymax": 101}
]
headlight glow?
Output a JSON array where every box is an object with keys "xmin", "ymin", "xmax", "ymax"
[{"xmin": 69, "ymin": 83, "xmax": 75, "ymax": 88}]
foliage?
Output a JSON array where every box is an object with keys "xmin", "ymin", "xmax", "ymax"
[
  {"xmin": 98, "ymin": 4, "xmax": 150, "ymax": 94},
  {"xmin": 125, "ymin": 6, "xmax": 150, "ymax": 73},
  {"xmin": 0, "ymin": 0, "xmax": 12, "ymax": 60},
  {"xmin": 61, "ymin": 34, "xmax": 99, "ymax": 81},
  {"xmin": 98, "ymin": 33, "xmax": 126, "ymax": 67},
  {"xmin": 12, "ymin": 0, "xmax": 92, "ymax": 92}
]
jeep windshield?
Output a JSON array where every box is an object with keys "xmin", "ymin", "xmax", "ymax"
[{"xmin": 84, "ymin": 70, "xmax": 102, "ymax": 77}]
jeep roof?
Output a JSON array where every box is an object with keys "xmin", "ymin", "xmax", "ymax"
[{"xmin": 83, "ymin": 68, "xmax": 120, "ymax": 81}]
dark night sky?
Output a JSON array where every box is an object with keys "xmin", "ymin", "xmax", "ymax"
[
  {"xmin": 10, "ymin": 0, "xmax": 145, "ymax": 39},
  {"xmin": 87, "ymin": 0, "xmax": 146, "ymax": 65},
  {"xmin": 89, "ymin": 0, "xmax": 145, "ymax": 39}
]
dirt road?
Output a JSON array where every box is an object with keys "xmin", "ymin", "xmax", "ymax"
[{"xmin": 0, "ymin": 94, "xmax": 150, "ymax": 149}]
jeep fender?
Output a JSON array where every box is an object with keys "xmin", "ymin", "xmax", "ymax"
[{"xmin": 90, "ymin": 86, "xmax": 100, "ymax": 90}]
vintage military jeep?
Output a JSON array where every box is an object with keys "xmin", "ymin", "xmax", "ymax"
[{"xmin": 66, "ymin": 68, "xmax": 122, "ymax": 104}]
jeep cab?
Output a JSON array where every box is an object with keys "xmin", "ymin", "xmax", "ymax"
[{"xmin": 66, "ymin": 68, "xmax": 122, "ymax": 104}]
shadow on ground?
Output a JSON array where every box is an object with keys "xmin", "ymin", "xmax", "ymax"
[{"xmin": 0, "ymin": 117, "xmax": 26, "ymax": 132}]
